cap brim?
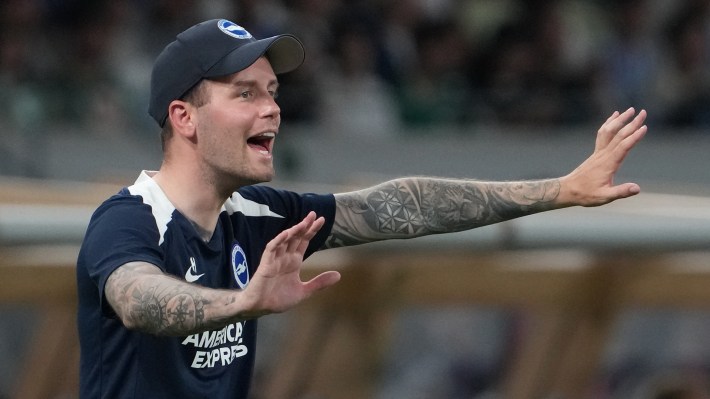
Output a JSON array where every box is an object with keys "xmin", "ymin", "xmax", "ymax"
[{"xmin": 206, "ymin": 34, "xmax": 305, "ymax": 77}]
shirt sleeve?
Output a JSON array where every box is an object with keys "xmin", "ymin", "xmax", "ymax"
[
  {"xmin": 236, "ymin": 186, "xmax": 336, "ymax": 258},
  {"xmin": 78, "ymin": 195, "xmax": 165, "ymax": 314}
]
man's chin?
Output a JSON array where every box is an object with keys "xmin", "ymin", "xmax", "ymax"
[
  {"xmin": 259, "ymin": 169, "xmax": 275, "ymax": 183},
  {"xmin": 245, "ymin": 170, "xmax": 275, "ymax": 185}
]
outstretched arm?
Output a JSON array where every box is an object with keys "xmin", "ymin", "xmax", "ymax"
[
  {"xmin": 105, "ymin": 212, "xmax": 340, "ymax": 336},
  {"xmin": 324, "ymin": 108, "xmax": 647, "ymax": 249}
]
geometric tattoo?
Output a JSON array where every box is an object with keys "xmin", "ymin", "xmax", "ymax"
[{"xmin": 324, "ymin": 177, "xmax": 560, "ymax": 248}]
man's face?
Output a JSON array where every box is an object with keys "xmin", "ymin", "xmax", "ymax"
[{"xmin": 194, "ymin": 57, "xmax": 281, "ymax": 187}]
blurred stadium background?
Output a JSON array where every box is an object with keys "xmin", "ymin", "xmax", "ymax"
[{"xmin": 1, "ymin": 0, "xmax": 710, "ymax": 398}]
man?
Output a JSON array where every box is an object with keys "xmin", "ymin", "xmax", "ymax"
[{"xmin": 76, "ymin": 19, "xmax": 647, "ymax": 398}]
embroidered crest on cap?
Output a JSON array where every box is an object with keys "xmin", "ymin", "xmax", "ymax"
[{"xmin": 218, "ymin": 19, "xmax": 252, "ymax": 39}]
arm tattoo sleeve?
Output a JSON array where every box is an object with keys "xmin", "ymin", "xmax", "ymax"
[
  {"xmin": 324, "ymin": 177, "xmax": 561, "ymax": 248},
  {"xmin": 106, "ymin": 262, "xmax": 238, "ymax": 336}
]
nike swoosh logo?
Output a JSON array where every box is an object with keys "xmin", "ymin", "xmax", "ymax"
[
  {"xmin": 185, "ymin": 258, "xmax": 205, "ymax": 283},
  {"xmin": 185, "ymin": 269, "xmax": 205, "ymax": 283}
]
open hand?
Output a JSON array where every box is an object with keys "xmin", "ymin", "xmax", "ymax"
[
  {"xmin": 243, "ymin": 212, "xmax": 341, "ymax": 316},
  {"xmin": 560, "ymin": 107, "xmax": 648, "ymax": 207}
]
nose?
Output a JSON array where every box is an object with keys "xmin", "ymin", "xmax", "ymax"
[{"xmin": 259, "ymin": 95, "xmax": 280, "ymax": 120}]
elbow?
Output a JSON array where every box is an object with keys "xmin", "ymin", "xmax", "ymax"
[
  {"xmin": 119, "ymin": 312, "xmax": 170, "ymax": 336},
  {"xmin": 118, "ymin": 313, "xmax": 141, "ymax": 332},
  {"xmin": 112, "ymin": 303, "xmax": 164, "ymax": 335},
  {"xmin": 114, "ymin": 307, "xmax": 146, "ymax": 333}
]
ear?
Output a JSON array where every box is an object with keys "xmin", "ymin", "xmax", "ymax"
[{"xmin": 166, "ymin": 100, "xmax": 196, "ymax": 139}]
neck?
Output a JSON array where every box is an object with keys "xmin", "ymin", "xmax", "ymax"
[
  {"xmin": 151, "ymin": 166, "xmax": 228, "ymax": 239},
  {"xmin": 190, "ymin": 219, "xmax": 216, "ymax": 243}
]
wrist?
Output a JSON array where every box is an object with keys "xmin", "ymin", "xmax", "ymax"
[{"xmin": 555, "ymin": 175, "xmax": 579, "ymax": 208}]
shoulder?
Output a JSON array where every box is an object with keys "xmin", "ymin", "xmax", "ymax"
[
  {"xmin": 86, "ymin": 186, "xmax": 171, "ymax": 242},
  {"xmin": 91, "ymin": 188, "xmax": 151, "ymax": 221},
  {"xmin": 226, "ymin": 185, "xmax": 290, "ymax": 218},
  {"xmin": 227, "ymin": 185, "xmax": 335, "ymax": 218}
]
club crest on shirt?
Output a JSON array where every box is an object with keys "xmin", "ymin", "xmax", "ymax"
[{"xmin": 231, "ymin": 243, "xmax": 249, "ymax": 289}]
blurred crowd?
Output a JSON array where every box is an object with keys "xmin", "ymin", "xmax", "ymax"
[
  {"xmin": 1, "ymin": 0, "xmax": 710, "ymax": 139},
  {"xmin": 1, "ymin": 2, "xmax": 709, "ymax": 398}
]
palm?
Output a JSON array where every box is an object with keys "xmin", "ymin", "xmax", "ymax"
[
  {"xmin": 564, "ymin": 108, "xmax": 647, "ymax": 206},
  {"xmin": 246, "ymin": 212, "xmax": 340, "ymax": 315}
]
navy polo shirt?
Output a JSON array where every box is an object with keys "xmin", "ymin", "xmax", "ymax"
[{"xmin": 76, "ymin": 171, "xmax": 335, "ymax": 398}]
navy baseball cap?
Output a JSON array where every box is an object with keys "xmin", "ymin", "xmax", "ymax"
[{"xmin": 149, "ymin": 19, "xmax": 305, "ymax": 127}]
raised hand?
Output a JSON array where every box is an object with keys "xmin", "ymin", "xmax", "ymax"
[
  {"xmin": 242, "ymin": 211, "xmax": 341, "ymax": 317},
  {"xmin": 559, "ymin": 107, "xmax": 648, "ymax": 207}
]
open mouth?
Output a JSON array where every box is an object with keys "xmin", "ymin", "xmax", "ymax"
[{"xmin": 247, "ymin": 132, "xmax": 275, "ymax": 155}]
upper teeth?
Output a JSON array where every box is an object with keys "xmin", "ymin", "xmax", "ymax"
[{"xmin": 257, "ymin": 132, "xmax": 275, "ymax": 138}]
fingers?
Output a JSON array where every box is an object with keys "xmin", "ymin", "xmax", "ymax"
[
  {"xmin": 595, "ymin": 110, "xmax": 620, "ymax": 151},
  {"xmin": 566, "ymin": 107, "xmax": 648, "ymax": 207},
  {"xmin": 285, "ymin": 212, "xmax": 324, "ymax": 253},
  {"xmin": 619, "ymin": 109, "xmax": 647, "ymax": 140},
  {"xmin": 265, "ymin": 212, "xmax": 324, "ymax": 257},
  {"xmin": 605, "ymin": 113, "xmax": 647, "ymax": 172},
  {"xmin": 615, "ymin": 109, "xmax": 647, "ymax": 141},
  {"xmin": 250, "ymin": 212, "xmax": 336, "ymax": 315},
  {"xmin": 617, "ymin": 123, "xmax": 648, "ymax": 157},
  {"xmin": 596, "ymin": 108, "xmax": 647, "ymax": 152},
  {"xmin": 296, "ymin": 215, "xmax": 325, "ymax": 254}
]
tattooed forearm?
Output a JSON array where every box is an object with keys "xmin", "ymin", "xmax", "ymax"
[
  {"xmin": 105, "ymin": 262, "xmax": 239, "ymax": 336},
  {"xmin": 325, "ymin": 177, "xmax": 560, "ymax": 248}
]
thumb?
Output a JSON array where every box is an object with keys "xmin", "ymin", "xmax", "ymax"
[
  {"xmin": 303, "ymin": 271, "xmax": 341, "ymax": 294},
  {"xmin": 602, "ymin": 182, "xmax": 641, "ymax": 204},
  {"xmin": 616, "ymin": 182, "xmax": 641, "ymax": 198}
]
